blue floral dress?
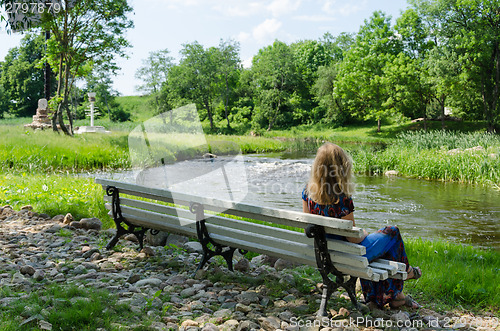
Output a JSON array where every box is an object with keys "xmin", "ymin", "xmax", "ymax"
[{"xmin": 302, "ymin": 188, "xmax": 409, "ymax": 307}]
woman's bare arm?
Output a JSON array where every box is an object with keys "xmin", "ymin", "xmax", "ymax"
[
  {"xmin": 342, "ymin": 212, "xmax": 368, "ymax": 244},
  {"xmin": 302, "ymin": 200, "xmax": 309, "ymax": 213}
]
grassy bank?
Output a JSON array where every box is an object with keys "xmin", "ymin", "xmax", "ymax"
[
  {"xmin": 353, "ymin": 131, "xmax": 500, "ymax": 185},
  {"xmin": 0, "ymin": 174, "xmax": 111, "ymax": 226},
  {"xmin": 405, "ymin": 238, "xmax": 499, "ymax": 313}
]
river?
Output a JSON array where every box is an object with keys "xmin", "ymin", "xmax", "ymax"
[{"xmin": 95, "ymin": 153, "xmax": 499, "ymax": 250}]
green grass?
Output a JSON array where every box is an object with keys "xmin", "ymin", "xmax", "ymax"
[
  {"xmin": 352, "ymin": 130, "xmax": 500, "ymax": 185},
  {"xmin": 0, "ymin": 173, "xmax": 111, "ymax": 226},
  {"xmin": 405, "ymin": 238, "xmax": 500, "ymax": 314},
  {"xmin": 0, "ymin": 285, "xmax": 145, "ymax": 330},
  {"xmin": 0, "ymin": 125, "xmax": 130, "ymax": 173}
]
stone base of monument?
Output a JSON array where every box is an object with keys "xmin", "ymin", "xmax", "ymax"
[
  {"xmin": 74, "ymin": 126, "xmax": 110, "ymax": 134},
  {"xmin": 25, "ymin": 98, "xmax": 53, "ymax": 130}
]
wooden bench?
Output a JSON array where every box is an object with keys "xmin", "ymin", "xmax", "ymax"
[{"xmin": 96, "ymin": 178, "xmax": 408, "ymax": 316}]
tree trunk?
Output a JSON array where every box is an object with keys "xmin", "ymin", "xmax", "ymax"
[
  {"xmin": 205, "ymin": 101, "xmax": 214, "ymax": 131},
  {"xmin": 267, "ymin": 98, "xmax": 281, "ymax": 131},
  {"xmin": 225, "ymin": 73, "xmax": 230, "ymax": 129},
  {"xmin": 44, "ymin": 30, "xmax": 51, "ymax": 101},
  {"xmin": 52, "ymin": 53, "xmax": 65, "ymax": 132},
  {"xmin": 63, "ymin": 63, "xmax": 73, "ymax": 135}
]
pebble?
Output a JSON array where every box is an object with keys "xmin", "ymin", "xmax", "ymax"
[{"xmin": 1, "ymin": 208, "xmax": 494, "ymax": 330}]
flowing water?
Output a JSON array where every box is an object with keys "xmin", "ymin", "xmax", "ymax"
[{"xmin": 97, "ymin": 153, "xmax": 499, "ymax": 250}]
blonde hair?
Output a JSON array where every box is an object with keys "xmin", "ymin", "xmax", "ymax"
[{"xmin": 306, "ymin": 142, "xmax": 353, "ymax": 205}]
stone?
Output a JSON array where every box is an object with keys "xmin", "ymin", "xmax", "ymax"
[
  {"xmin": 135, "ymin": 278, "xmax": 162, "ymax": 288},
  {"xmin": 234, "ymin": 258, "xmax": 250, "ymax": 272},
  {"xmin": 184, "ymin": 241, "xmax": 203, "ymax": 254},
  {"xmin": 82, "ymin": 248, "xmax": 100, "ymax": 259},
  {"xmin": 213, "ymin": 309, "xmax": 232, "ymax": 319},
  {"xmin": 222, "ymin": 319, "xmax": 239, "ymax": 331},
  {"xmin": 141, "ymin": 247, "xmax": 156, "ymax": 257},
  {"xmin": 259, "ymin": 316, "xmax": 281, "ymax": 331},
  {"xmin": 146, "ymin": 230, "xmax": 169, "ymax": 246},
  {"xmin": 52, "ymin": 215, "xmax": 65, "ymax": 223},
  {"xmin": 79, "ymin": 218, "xmax": 102, "ymax": 231},
  {"xmin": 63, "ymin": 213, "xmax": 74, "ymax": 225},
  {"xmin": 274, "ymin": 258, "xmax": 297, "ymax": 271},
  {"xmin": 391, "ymin": 311, "xmax": 410, "ymax": 325},
  {"xmin": 73, "ymin": 265, "xmax": 87, "ymax": 275},
  {"xmin": 384, "ymin": 170, "xmax": 399, "ymax": 176},
  {"xmin": 166, "ymin": 234, "xmax": 189, "ymax": 247},
  {"xmin": 201, "ymin": 323, "xmax": 219, "ymax": 331},
  {"xmin": 124, "ymin": 233, "xmax": 138, "ymax": 243},
  {"xmin": 20, "ymin": 265, "xmax": 36, "ymax": 276},
  {"xmin": 251, "ymin": 254, "xmax": 278, "ymax": 266},
  {"xmin": 45, "ymin": 224, "xmax": 61, "ymax": 233},
  {"xmin": 166, "ymin": 274, "xmax": 187, "ymax": 285},
  {"xmin": 236, "ymin": 320, "xmax": 259, "ymax": 331},
  {"xmin": 235, "ymin": 303, "xmax": 252, "ymax": 314},
  {"xmin": 69, "ymin": 221, "xmax": 82, "ymax": 228},
  {"xmin": 21, "ymin": 205, "xmax": 33, "ymax": 211},
  {"xmin": 181, "ymin": 287, "xmax": 197, "ymax": 298},
  {"xmin": 127, "ymin": 274, "xmax": 141, "ymax": 284},
  {"xmin": 181, "ymin": 319, "xmax": 199, "ymax": 328},
  {"xmin": 33, "ymin": 270, "xmax": 45, "ymax": 281},
  {"xmin": 338, "ymin": 307, "xmax": 350, "ymax": 317},
  {"xmin": 235, "ymin": 291, "xmax": 260, "ymax": 305}
]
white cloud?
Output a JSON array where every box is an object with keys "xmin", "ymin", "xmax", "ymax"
[
  {"xmin": 293, "ymin": 14, "xmax": 335, "ymax": 22},
  {"xmin": 252, "ymin": 18, "xmax": 282, "ymax": 44},
  {"xmin": 321, "ymin": 0, "xmax": 368, "ymax": 16},
  {"xmin": 267, "ymin": 0, "xmax": 302, "ymax": 17},
  {"xmin": 213, "ymin": 1, "xmax": 266, "ymax": 17},
  {"xmin": 237, "ymin": 31, "xmax": 251, "ymax": 43},
  {"xmin": 213, "ymin": 0, "xmax": 302, "ymax": 18},
  {"xmin": 156, "ymin": 0, "xmax": 201, "ymax": 9}
]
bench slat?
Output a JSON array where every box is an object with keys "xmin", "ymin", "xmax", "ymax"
[
  {"xmin": 335, "ymin": 264, "xmax": 374, "ymax": 280},
  {"xmin": 327, "ymin": 239, "xmax": 366, "ymax": 256},
  {"xmin": 371, "ymin": 267, "xmax": 389, "ymax": 280},
  {"xmin": 325, "ymin": 227, "xmax": 364, "ymax": 238},
  {"xmin": 373, "ymin": 259, "xmax": 406, "ymax": 272},
  {"xmin": 97, "ymin": 179, "xmax": 354, "ymax": 231},
  {"xmin": 391, "ymin": 272, "xmax": 408, "ymax": 280},
  {"xmin": 368, "ymin": 262, "xmax": 398, "ymax": 276},
  {"xmin": 329, "ymin": 251, "xmax": 368, "ymax": 268}
]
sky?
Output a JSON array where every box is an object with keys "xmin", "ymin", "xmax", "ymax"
[{"xmin": 0, "ymin": 0, "xmax": 410, "ymax": 96}]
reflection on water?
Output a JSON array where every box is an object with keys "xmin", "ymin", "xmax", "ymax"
[{"xmin": 96, "ymin": 154, "xmax": 499, "ymax": 250}]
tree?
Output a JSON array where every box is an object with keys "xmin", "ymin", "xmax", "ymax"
[
  {"xmin": 382, "ymin": 8, "xmax": 435, "ymax": 129},
  {"xmin": 135, "ymin": 49, "xmax": 173, "ymax": 113},
  {"xmin": 312, "ymin": 64, "xmax": 350, "ymax": 125},
  {"xmin": 215, "ymin": 39, "xmax": 241, "ymax": 129},
  {"xmin": 320, "ymin": 32, "xmax": 355, "ymax": 62},
  {"xmin": 1, "ymin": 0, "xmax": 134, "ymax": 134},
  {"xmin": 251, "ymin": 40, "xmax": 299, "ymax": 131},
  {"xmin": 165, "ymin": 42, "xmax": 219, "ymax": 131},
  {"xmin": 410, "ymin": 0, "xmax": 500, "ymax": 132},
  {"xmin": 0, "ymin": 33, "xmax": 50, "ymax": 117},
  {"xmin": 334, "ymin": 11, "xmax": 402, "ymax": 131}
]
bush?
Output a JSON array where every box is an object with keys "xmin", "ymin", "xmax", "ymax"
[{"xmin": 110, "ymin": 106, "xmax": 131, "ymax": 122}]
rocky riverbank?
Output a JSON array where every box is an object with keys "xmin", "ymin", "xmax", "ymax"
[{"xmin": 0, "ymin": 206, "xmax": 497, "ymax": 331}]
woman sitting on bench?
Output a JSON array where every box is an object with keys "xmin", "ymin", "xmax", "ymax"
[{"xmin": 302, "ymin": 142, "xmax": 422, "ymax": 309}]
